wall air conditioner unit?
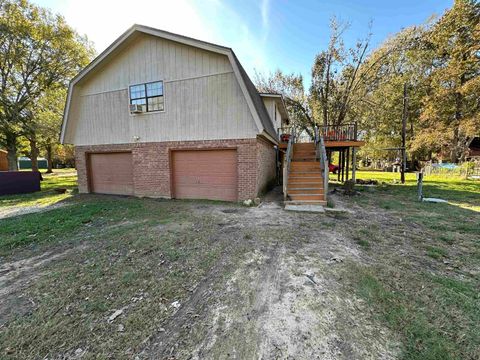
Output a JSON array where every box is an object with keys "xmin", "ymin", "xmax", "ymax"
[{"xmin": 129, "ymin": 104, "xmax": 144, "ymax": 114}]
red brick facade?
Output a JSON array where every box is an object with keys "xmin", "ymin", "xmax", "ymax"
[
  {"xmin": 256, "ymin": 137, "xmax": 277, "ymax": 195},
  {"xmin": 75, "ymin": 138, "xmax": 276, "ymax": 201}
]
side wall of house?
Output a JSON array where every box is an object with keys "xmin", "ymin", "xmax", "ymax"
[
  {"xmin": 261, "ymin": 98, "xmax": 283, "ymax": 132},
  {"xmin": 256, "ymin": 138, "xmax": 276, "ymax": 195},
  {"xmin": 75, "ymin": 139, "xmax": 261, "ymax": 200},
  {"xmin": 66, "ymin": 33, "xmax": 259, "ymax": 145}
]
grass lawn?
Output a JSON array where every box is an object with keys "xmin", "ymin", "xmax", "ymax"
[
  {"xmin": 0, "ymin": 168, "xmax": 77, "ymax": 210},
  {"xmin": 0, "ymin": 169, "xmax": 478, "ymax": 358},
  {"xmin": 0, "ymin": 183, "xmax": 245, "ymax": 357},
  {"xmin": 337, "ymin": 170, "xmax": 480, "ymax": 360}
]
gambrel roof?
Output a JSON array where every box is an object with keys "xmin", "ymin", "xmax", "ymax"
[{"xmin": 60, "ymin": 24, "xmax": 278, "ymax": 144}]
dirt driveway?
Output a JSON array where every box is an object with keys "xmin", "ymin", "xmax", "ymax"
[
  {"xmin": 137, "ymin": 190, "xmax": 399, "ymax": 359},
  {"xmin": 1, "ymin": 188, "xmax": 402, "ymax": 359}
]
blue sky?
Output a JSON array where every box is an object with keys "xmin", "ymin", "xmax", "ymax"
[{"xmin": 34, "ymin": 0, "xmax": 452, "ymax": 84}]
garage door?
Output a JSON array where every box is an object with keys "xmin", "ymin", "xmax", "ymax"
[
  {"xmin": 172, "ymin": 150, "xmax": 237, "ymax": 201},
  {"xmin": 89, "ymin": 152, "xmax": 133, "ymax": 195}
]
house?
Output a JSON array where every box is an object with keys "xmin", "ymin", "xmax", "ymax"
[
  {"xmin": 61, "ymin": 25, "xmax": 289, "ymax": 201},
  {"xmin": 0, "ymin": 149, "xmax": 7, "ymax": 171}
]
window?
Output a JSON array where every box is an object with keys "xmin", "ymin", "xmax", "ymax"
[{"xmin": 129, "ymin": 81, "xmax": 164, "ymax": 112}]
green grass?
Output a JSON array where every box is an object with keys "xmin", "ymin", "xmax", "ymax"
[
  {"xmin": 0, "ymin": 195, "xmax": 144, "ymax": 254},
  {"xmin": 349, "ymin": 266, "xmax": 477, "ymax": 360},
  {"xmin": 340, "ymin": 171, "xmax": 480, "ymax": 359},
  {"xmin": 1, "ymin": 168, "xmax": 479, "ymax": 358},
  {"xmin": 355, "ymin": 170, "xmax": 480, "ymax": 212},
  {"xmin": 0, "ymin": 194, "xmax": 246, "ymax": 358},
  {"xmin": 426, "ymin": 246, "xmax": 448, "ymax": 260},
  {"xmin": 0, "ymin": 169, "xmax": 78, "ymax": 209}
]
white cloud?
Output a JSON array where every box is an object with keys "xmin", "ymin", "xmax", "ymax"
[
  {"xmin": 36, "ymin": 0, "xmax": 272, "ymax": 76},
  {"xmin": 60, "ymin": 0, "xmax": 215, "ymax": 51}
]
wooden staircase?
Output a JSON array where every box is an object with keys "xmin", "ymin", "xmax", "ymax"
[{"xmin": 285, "ymin": 142, "xmax": 327, "ymax": 206}]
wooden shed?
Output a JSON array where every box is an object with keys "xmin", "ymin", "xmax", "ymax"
[{"xmin": 0, "ymin": 149, "xmax": 8, "ymax": 171}]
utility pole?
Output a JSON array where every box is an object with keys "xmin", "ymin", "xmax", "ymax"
[{"xmin": 401, "ymin": 83, "xmax": 408, "ymax": 184}]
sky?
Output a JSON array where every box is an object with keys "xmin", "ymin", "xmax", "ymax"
[{"xmin": 33, "ymin": 0, "xmax": 452, "ymax": 85}]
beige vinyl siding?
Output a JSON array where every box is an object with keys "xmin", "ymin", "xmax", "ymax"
[
  {"xmin": 67, "ymin": 34, "xmax": 258, "ymax": 145},
  {"xmin": 275, "ymin": 105, "xmax": 283, "ymax": 129},
  {"xmin": 261, "ymin": 98, "xmax": 278, "ymax": 132}
]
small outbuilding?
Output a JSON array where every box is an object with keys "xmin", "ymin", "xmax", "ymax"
[{"xmin": 0, "ymin": 149, "xmax": 8, "ymax": 171}]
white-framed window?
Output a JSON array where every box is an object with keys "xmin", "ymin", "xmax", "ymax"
[{"xmin": 129, "ymin": 80, "xmax": 164, "ymax": 112}]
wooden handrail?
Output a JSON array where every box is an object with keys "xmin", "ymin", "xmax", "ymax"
[
  {"xmin": 314, "ymin": 126, "xmax": 329, "ymax": 202},
  {"xmin": 283, "ymin": 127, "xmax": 296, "ymax": 200},
  {"xmin": 319, "ymin": 136, "xmax": 329, "ymax": 202}
]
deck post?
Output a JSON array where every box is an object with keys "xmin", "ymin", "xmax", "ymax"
[
  {"xmin": 339, "ymin": 149, "xmax": 345, "ymax": 182},
  {"xmin": 346, "ymin": 147, "xmax": 350, "ymax": 181},
  {"xmin": 337, "ymin": 150, "xmax": 341, "ymax": 182},
  {"xmin": 352, "ymin": 147, "xmax": 357, "ymax": 182}
]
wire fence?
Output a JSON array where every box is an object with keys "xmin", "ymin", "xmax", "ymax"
[{"xmin": 423, "ymin": 160, "xmax": 480, "ymax": 179}]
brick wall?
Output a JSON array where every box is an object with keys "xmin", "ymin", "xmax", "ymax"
[
  {"xmin": 75, "ymin": 138, "xmax": 264, "ymax": 201},
  {"xmin": 256, "ymin": 137, "xmax": 277, "ymax": 195}
]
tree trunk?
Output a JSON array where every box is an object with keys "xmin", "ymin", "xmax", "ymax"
[
  {"xmin": 5, "ymin": 131, "xmax": 18, "ymax": 171},
  {"xmin": 29, "ymin": 136, "xmax": 39, "ymax": 172},
  {"xmin": 46, "ymin": 141, "xmax": 53, "ymax": 173}
]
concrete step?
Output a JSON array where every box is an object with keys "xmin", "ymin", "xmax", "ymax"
[
  {"xmin": 285, "ymin": 200, "xmax": 327, "ymax": 206},
  {"xmin": 284, "ymin": 204, "xmax": 325, "ymax": 213}
]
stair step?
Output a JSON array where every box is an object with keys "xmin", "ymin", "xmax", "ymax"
[
  {"xmin": 290, "ymin": 160, "xmax": 320, "ymax": 166},
  {"xmin": 289, "ymin": 178, "xmax": 323, "ymax": 183},
  {"xmin": 291, "ymin": 167, "xmax": 321, "ymax": 170},
  {"xmin": 292, "ymin": 158, "xmax": 317, "ymax": 161},
  {"xmin": 288, "ymin": 186, "xmax": 323, "ymax": 191},
  {"xmin": 288, "ymin": 182, "xmax": 324, "ymax": 187},
  {"xmin": 289, "ymin": 172, "xmax": 322, "ymax": 176},
  {"xmin": 289, "ymin": 182, "xmax": 323, "ymax": 187},
  {"xmin": 293, "ymin": 151, "xmax": 316, "ymax": 155},
  {"xmin": 291, "ymin": 161, "xmax": 318, "ymax": 165},
  {"xmin": 288, "ymin": 189, "xmax": 324, "ymax": 195},
  {"xmin": 294, "ymin": 143, "xmax": 315, "ymax": 146},
  {"xmin": 289, "ymin": 193, "xmax": 325, "ymax": 201}
]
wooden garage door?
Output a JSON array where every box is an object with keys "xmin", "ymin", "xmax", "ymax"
[
  {"xmin": 172, "ymin": 150, "xmax": 237, "ymax": 201},
  {"xmin": 89, "ymin": 152, "xmax": 133, "ymax": 195}
]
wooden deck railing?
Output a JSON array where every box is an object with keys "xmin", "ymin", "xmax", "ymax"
[
  {"xmin": 279, "ymin": 123, "xmax": 358, "ymax": 142},
  {"xmin": 321, "ymin": 123, "xmax": 357, "ymax": 141}
]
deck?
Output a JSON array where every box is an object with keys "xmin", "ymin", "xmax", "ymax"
[
  {"xmin": 279, "ymin": 140, "xmax": 365, "ymax": 150},
  {"xmin": 278, "ymin": 123, "xmax": 365, "ymax": 183},
  {"xmin": 278, "ymin": 124, "xmax": 365, "ymax": 150}
]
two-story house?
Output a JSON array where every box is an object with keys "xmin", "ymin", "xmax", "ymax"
[{"xmin": 61, "ymin": 25, "xmax": 288, "ymax": 201}]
